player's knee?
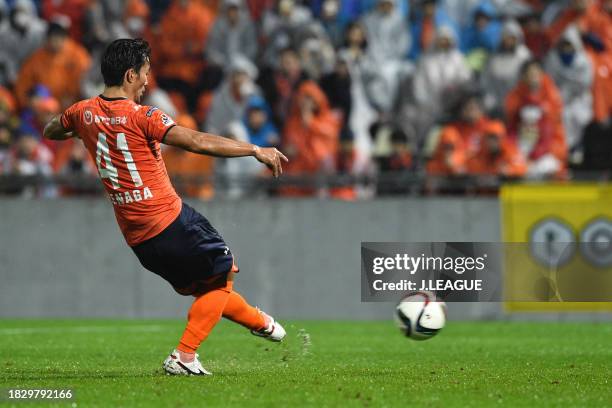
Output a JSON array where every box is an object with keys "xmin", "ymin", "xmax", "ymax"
[
  {"xmin": 173, "ymin": 284, "xmax": 198, "ymax": 296},
  {"xmin": 174, "ymin": 272, "xmax": 233, "ymax": 297}
]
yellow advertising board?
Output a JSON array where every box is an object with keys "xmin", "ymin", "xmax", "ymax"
[{"xmin": 500, "ymin": 183, "xmax": 612, "ymax": 312}]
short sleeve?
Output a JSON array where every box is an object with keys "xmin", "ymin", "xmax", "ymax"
[
  {"xmin": 138, "ymin": 106, "xmax": 176, "ymax": 143},
  {"xmin": 60, "ymin": 103, "xmax": 80, "ymax": 131}
]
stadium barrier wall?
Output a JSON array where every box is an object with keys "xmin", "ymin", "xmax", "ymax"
[{"xmin": 0, "ymin": 198, "xmax": 608, "ymax": 321}]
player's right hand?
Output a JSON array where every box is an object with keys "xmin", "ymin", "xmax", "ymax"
[{"xmin": 254, "ymin": 147, "xmax": 289, "ymax": 178}]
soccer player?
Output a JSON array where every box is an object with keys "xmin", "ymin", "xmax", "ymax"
[{"xmin": 43, "ymin": 39, "xmax": 288, "ymax": 376}]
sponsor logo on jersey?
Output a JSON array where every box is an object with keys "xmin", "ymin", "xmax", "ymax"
[
  {"xmin": 93, "ymin": 115, "xmax": 128, "ymax": 125},
  {"xmin": 160, "ymin": 114, "xmax": 174, "ymax": 127},
  {"xmin": 84, "ymin": 110, "xmax": 93, "ymax": 125},
  {"xmin": 146, "ymin": 107, "xmax": 158, "ymax": 117}
]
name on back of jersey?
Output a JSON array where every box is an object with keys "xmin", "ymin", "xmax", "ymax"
[{"xmin": 109, "ymin": 187, "xmax": 154, "ymax": 206}]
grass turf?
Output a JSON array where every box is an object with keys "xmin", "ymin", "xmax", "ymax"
[{"xmin": 0, "ymin": 319, "xmax": 611, "ymax": 407}]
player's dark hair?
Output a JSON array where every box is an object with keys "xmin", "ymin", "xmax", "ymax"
[{"xmin": 101, "ymin": 39, "xmax": 151, "ymax": 87}]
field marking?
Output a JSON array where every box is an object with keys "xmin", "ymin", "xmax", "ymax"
[{"xmin": 0, "ymin": 324, "xmax": 169, "ymax": 335}]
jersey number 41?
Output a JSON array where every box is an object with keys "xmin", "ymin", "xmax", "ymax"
[{"xmin": 96, "ymin": 132, "xmax": 143, "ymax": 190}]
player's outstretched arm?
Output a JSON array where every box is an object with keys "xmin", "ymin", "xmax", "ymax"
[
  {"xmin": 164, "ymin": 125, "xmax": 288, "ymax": 177},
  {"xmin": 43, "ymin": 115, "xmax": 78, "ymax": 141}
]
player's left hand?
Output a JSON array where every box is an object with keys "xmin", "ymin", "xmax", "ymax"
[{"xmin": 254, "ymin": 147, "xmax": 289, "ymax": 178}]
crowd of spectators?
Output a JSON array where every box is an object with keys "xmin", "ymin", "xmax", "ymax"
[{"xmin": 0, "ymin": 0, "xmax": 611, "ymax": 198}]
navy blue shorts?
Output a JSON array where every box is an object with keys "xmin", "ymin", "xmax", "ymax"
[{"xmin": 131, "ymin": 202, "xmax": 235, "ymax": 293}]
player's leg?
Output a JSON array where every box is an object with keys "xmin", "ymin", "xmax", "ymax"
[
  {"xmin": 222, "ymin": 289, "xmax": 265, "ymax": 330},
  {"xmin": 248, "ymin": 309, "xmax": 287, "ymax": 342},
  {"xmin": 222, "ymin": 289, "xmax": 286, "ymax": 342},
  {"xmin": 178, "ymin": 273, "xmax": 232, "ymax": 355},
  {"xmin": 163, "ymin": 273, "xmax": 233, "ymax": 376}
]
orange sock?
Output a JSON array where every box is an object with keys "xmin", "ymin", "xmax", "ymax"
[
  {"xmin": 222, "ymin": 291, "xmax": 266, "ymax": 331},
  {"xmin": 177, "ymin": 274, "xmax": 233, "ymax": 353}
]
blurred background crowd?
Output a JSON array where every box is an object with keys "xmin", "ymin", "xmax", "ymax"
[{"xmin": 0, "ymin": 0, "xmax": 611, "ymax": 199}]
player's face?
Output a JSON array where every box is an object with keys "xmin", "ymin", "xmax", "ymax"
[{"xmin": 133, "ymin": 62, "xmax": 150, "ymax": 102}]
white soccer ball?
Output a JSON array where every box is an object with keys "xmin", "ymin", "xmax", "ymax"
[{"xmin": 394, "ymin": 291, "xmax": 446, "ymax": 340}]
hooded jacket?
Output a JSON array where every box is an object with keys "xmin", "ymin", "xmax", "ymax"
[
  {"xmin": 362, "ymin": 0, "xmax": 411, "ymax": 62},
  {"xmin": 505, "ymin": 73, "xmax": 567, "ymax": 163},
  {"xmin": 545, "ymin": 26, "xmax": 593, "ymax": 104},
  {"xmin": 15, "ymin": 35, "xmax": 91, "ymax": 108},
  {"xmin": 409, "ymin": 2, "xmax": 458, "ymax": 60},
  {"xmin": 545, "ymin": 25, "xmax": 593, "ymax": 148},
  {"xmin": 205, "ymin": 57, "xmax": 260, "ymax": 135},
  {"xmin": 413, "ymin": 26, "xmax": 472, "ymax": 112},
  {"xmin": 0, "ymin": 0, "xmax": 47, "ymax": 85},
  {"xmin": 242, "ymin": 95, "xmax": 279, "ymax": 147},
  {"xmin": 156, "ymin": 0, "xmax": 214, "ymax": 84},
  {"xmin": 466, "ymin": 121, "xmax": 526, "ymax": 177},
  {"xmin": 282, "ymin": 81, "xmax": 341, "ymax": 175},
  {"xmin": 460, "ymin": 1, "xmax": 503, "ymax": 53},
  {"xmin": 481, "ymin": 19, "xmax": 531, "ymax": 114},
  {"xmin": 427, "ymin": 116, "xmax": 514, "ymax": 176},
  {"xmin": 206, "ymin": 0, "xmax": 258, "ymax": 66}
]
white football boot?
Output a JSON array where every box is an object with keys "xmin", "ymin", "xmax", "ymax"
[
  {"xmin": 250, "ymin": 310, "xmax": 286, "ymax": 342},
  {"xmin": 163, "ymin": 349, "xmax": 212, "ymax": 376}
]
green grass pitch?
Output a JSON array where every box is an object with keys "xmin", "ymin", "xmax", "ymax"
[{"xmin": 1, "ymin": 319, "xmax": 611, "ymax": 407}]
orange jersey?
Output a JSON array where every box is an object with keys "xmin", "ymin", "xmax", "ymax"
[{"xmin": 61, "ymin": 95, "xmax": 181, "ymax": 246}]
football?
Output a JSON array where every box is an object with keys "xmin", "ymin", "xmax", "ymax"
[{"xmin": 394, "ymin": 291, "xmax": 447, "ymax": 340}]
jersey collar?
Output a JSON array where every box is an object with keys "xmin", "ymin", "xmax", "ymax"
[{"xmin": 99, "ymin": 94, "xmax": 129, "ymax": 101}]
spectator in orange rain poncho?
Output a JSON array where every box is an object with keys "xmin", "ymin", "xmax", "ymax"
[
  {"xmin": 156, "ymin": 0, "xmax": 215, "ymax": 110},
  {"xmin": 427, "ymin": 94, "xmax": 503, "ymax": 176},
  {"xmin": 15, "ymin": 22, "xmax": 91, "ymax": 109},
  {"xmin": 546, "ymin": 0, "xmax": 611, "ymax": 49},
  {"xmin": 467, "ymin": 121, "xmax": 527, "ymax": 177},
  {"xmin": 505, "ymin": 60, "xmax": 568, "ymax": 178},
  {"xmin": 281, "ymin": 81, "xmax": 341, "ymax": 196},
  {"xmin": 426, "ymin": 124, "xmax": 466, "ymax": 176}
]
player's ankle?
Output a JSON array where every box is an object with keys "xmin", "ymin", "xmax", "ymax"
[
  {"xmin": 252, "ymin": 308, "xmax": 272, "ymax": 332},
  {"xmin": 176, "ymin": 348, "xmax": 196, "ymax": 363},
  {"xmin": 257, "ymin": 310, "xmax": 273, "ymax": 333},
  {"xmin": 263, "ymin": 315, "xmax": 273, "ymax": 332}
]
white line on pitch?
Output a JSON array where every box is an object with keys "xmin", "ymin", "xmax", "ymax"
[{"xmin": 0, "ymin": 325, "xmax": 171, "ymax": 335}]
